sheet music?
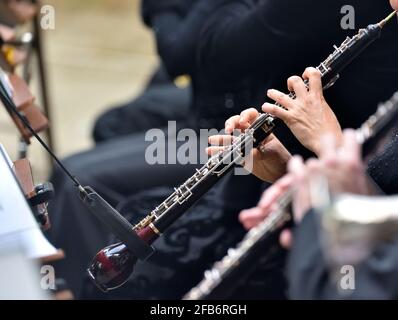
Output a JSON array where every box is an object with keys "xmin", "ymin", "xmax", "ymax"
[{"xmin": 0, "ymin": 144, "xmax": 57, "ymax": 258}]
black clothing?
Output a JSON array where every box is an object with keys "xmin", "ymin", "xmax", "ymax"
[
  {"xmin": 151, "ymin": 0, "xmax": 257, "ymax": 130},
  {"xmin": 92, "ymin": 83, "xmax": 191, "ymax": 143},
  {"xmin": 367, "ymin": 134, "xmax": 398, "ymax": 195}
]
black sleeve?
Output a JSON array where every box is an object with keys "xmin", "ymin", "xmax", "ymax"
[
  {"xmin": 198, "ymin": 0, "xmax": 345, "ymax": 79},
  {"xmin": 367, "ymin": 135, "xmax": 398, "ymax": 195},
  {"xmin": 287, "ymin": 209, "xmax": 398, "ymax": 300},
  {"xmin": 286, "ymin": 210, "xmax": 329, "ymax": 299},
  {"xmin": 151, "ymin": 0, "xmax": 226, "ymax": 77}
]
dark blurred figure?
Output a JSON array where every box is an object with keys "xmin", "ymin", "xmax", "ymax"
[
  {"xmin": 142, "ymin": 0, "xmax": 257, "ymax": 130},
  {"xmin": 93, "ymin": 64, "xmax": 190, "ymax": 143}
]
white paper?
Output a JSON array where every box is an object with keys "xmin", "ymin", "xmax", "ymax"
[
  {"xmin": 0, "ymin": 68, "xmax": 13, "ymax": 97},
  {"xmin": 0, "ymin": 144, "xmax": 57, "ymax": 258},
  {"xmin": 0, "ymin": 245, "xmax": 50, "ymax": 300}
]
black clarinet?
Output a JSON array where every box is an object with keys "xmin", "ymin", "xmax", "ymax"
[
  {"xmin": 183, "ymin": 91, "xmax": 398, "ymax": 300},
  {"xmin": 87, "ymin": 12, "xmax": 397, "ymax": 292}
]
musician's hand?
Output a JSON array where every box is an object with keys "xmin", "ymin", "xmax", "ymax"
[
  {"xmin": 262, "ymin": 67, "xmax": 343, "ymax": 156},
  {"xmin": 223, "ymin": 107, "xmax": 260, "ymax": 134},
  {"xmin": 315, "ymin": 130, "xmax": 378, "ymax": 196},
  {"xmin": 391, "ymin": 0, "xmax": 398, "ymax": 11},
  {"xmin": 244, "ymin": 131, "xmax": 380, "ymax": 250},
  {"xmin": 239, "ymin": 174, "xmax": 293, "ymax": 230},
  {"xmin": 288, "ymin": 130, "xmax": 378, "ymax": 223},
  {"xmin": 238, "ymin": 172, "xmax": 294, "ymax": 249},
  {"xmin": 206, "ymin": 108, "xmax": 291, "ymax": 183}
]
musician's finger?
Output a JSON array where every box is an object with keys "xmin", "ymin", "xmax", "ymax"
[
  {"xmin": 208, "ymin": 135, "xmax": 235, "ymax": 146},
  {"xmin": 279, "ymin": 229, "xmax": 293, "ymax": 249},
  {"xmin": 239, "ymin": 207, "xmax": 267, "ymax": 230},
  {"xmin": 205, "ymin": 146, "xmax": 226, "ymax": 156},
  {"xmin": 239, "ymin": 108, "xmax": 260, "ymax": 129},
  {"xmin": 340, "ymin": 129, "xmax": 361, "ymax": 165},
  {"xmin": 391, "ymin": 0, "xmax": 398, "ymax": 11},
  {"xmin": 225, "ymin": 115, "xmax": 241, "ymax": 134},
  {"xmin": 257, "ymin": 185, "xmax": 280, "ymax": 210},
  {"xmin": 262, "ymin": 103, "xmax": 290, "ymax": 123},
  {"xmin": 305, "ymin": 158, "xmax": 323, "ymax": 186},
  {"xmin": 258, "ymin": 174, "xmax": 293, "ymax": 208},
  {"xmin": 306, "ymin": 158, "xmax": 321, "ymax": 171},
  {"xmin": 287, "ymin": 155, "xmax": 305, "ymax": 178},
  {"xmin": 267, "ymin": 89, "xmax": 295, "ymax": 110},
  {"xmin": 319, "ymin": 134, "xmax": 338, "ymax": 165},
  {"xmin": 302, "ymin": 67, "xmax": 322, "ymax": 93},
  {"xmin": 287, "ymin": 75, "xmax": 308, "ymax": 97}
]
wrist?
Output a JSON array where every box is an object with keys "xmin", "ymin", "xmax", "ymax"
[
  {"xmin": 311, "ymin": 140, "xmax": 322, "ymax": 158},
  {"xmin": 313, "ymin": 128, "xmax": 343, "ymax": 157}
]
